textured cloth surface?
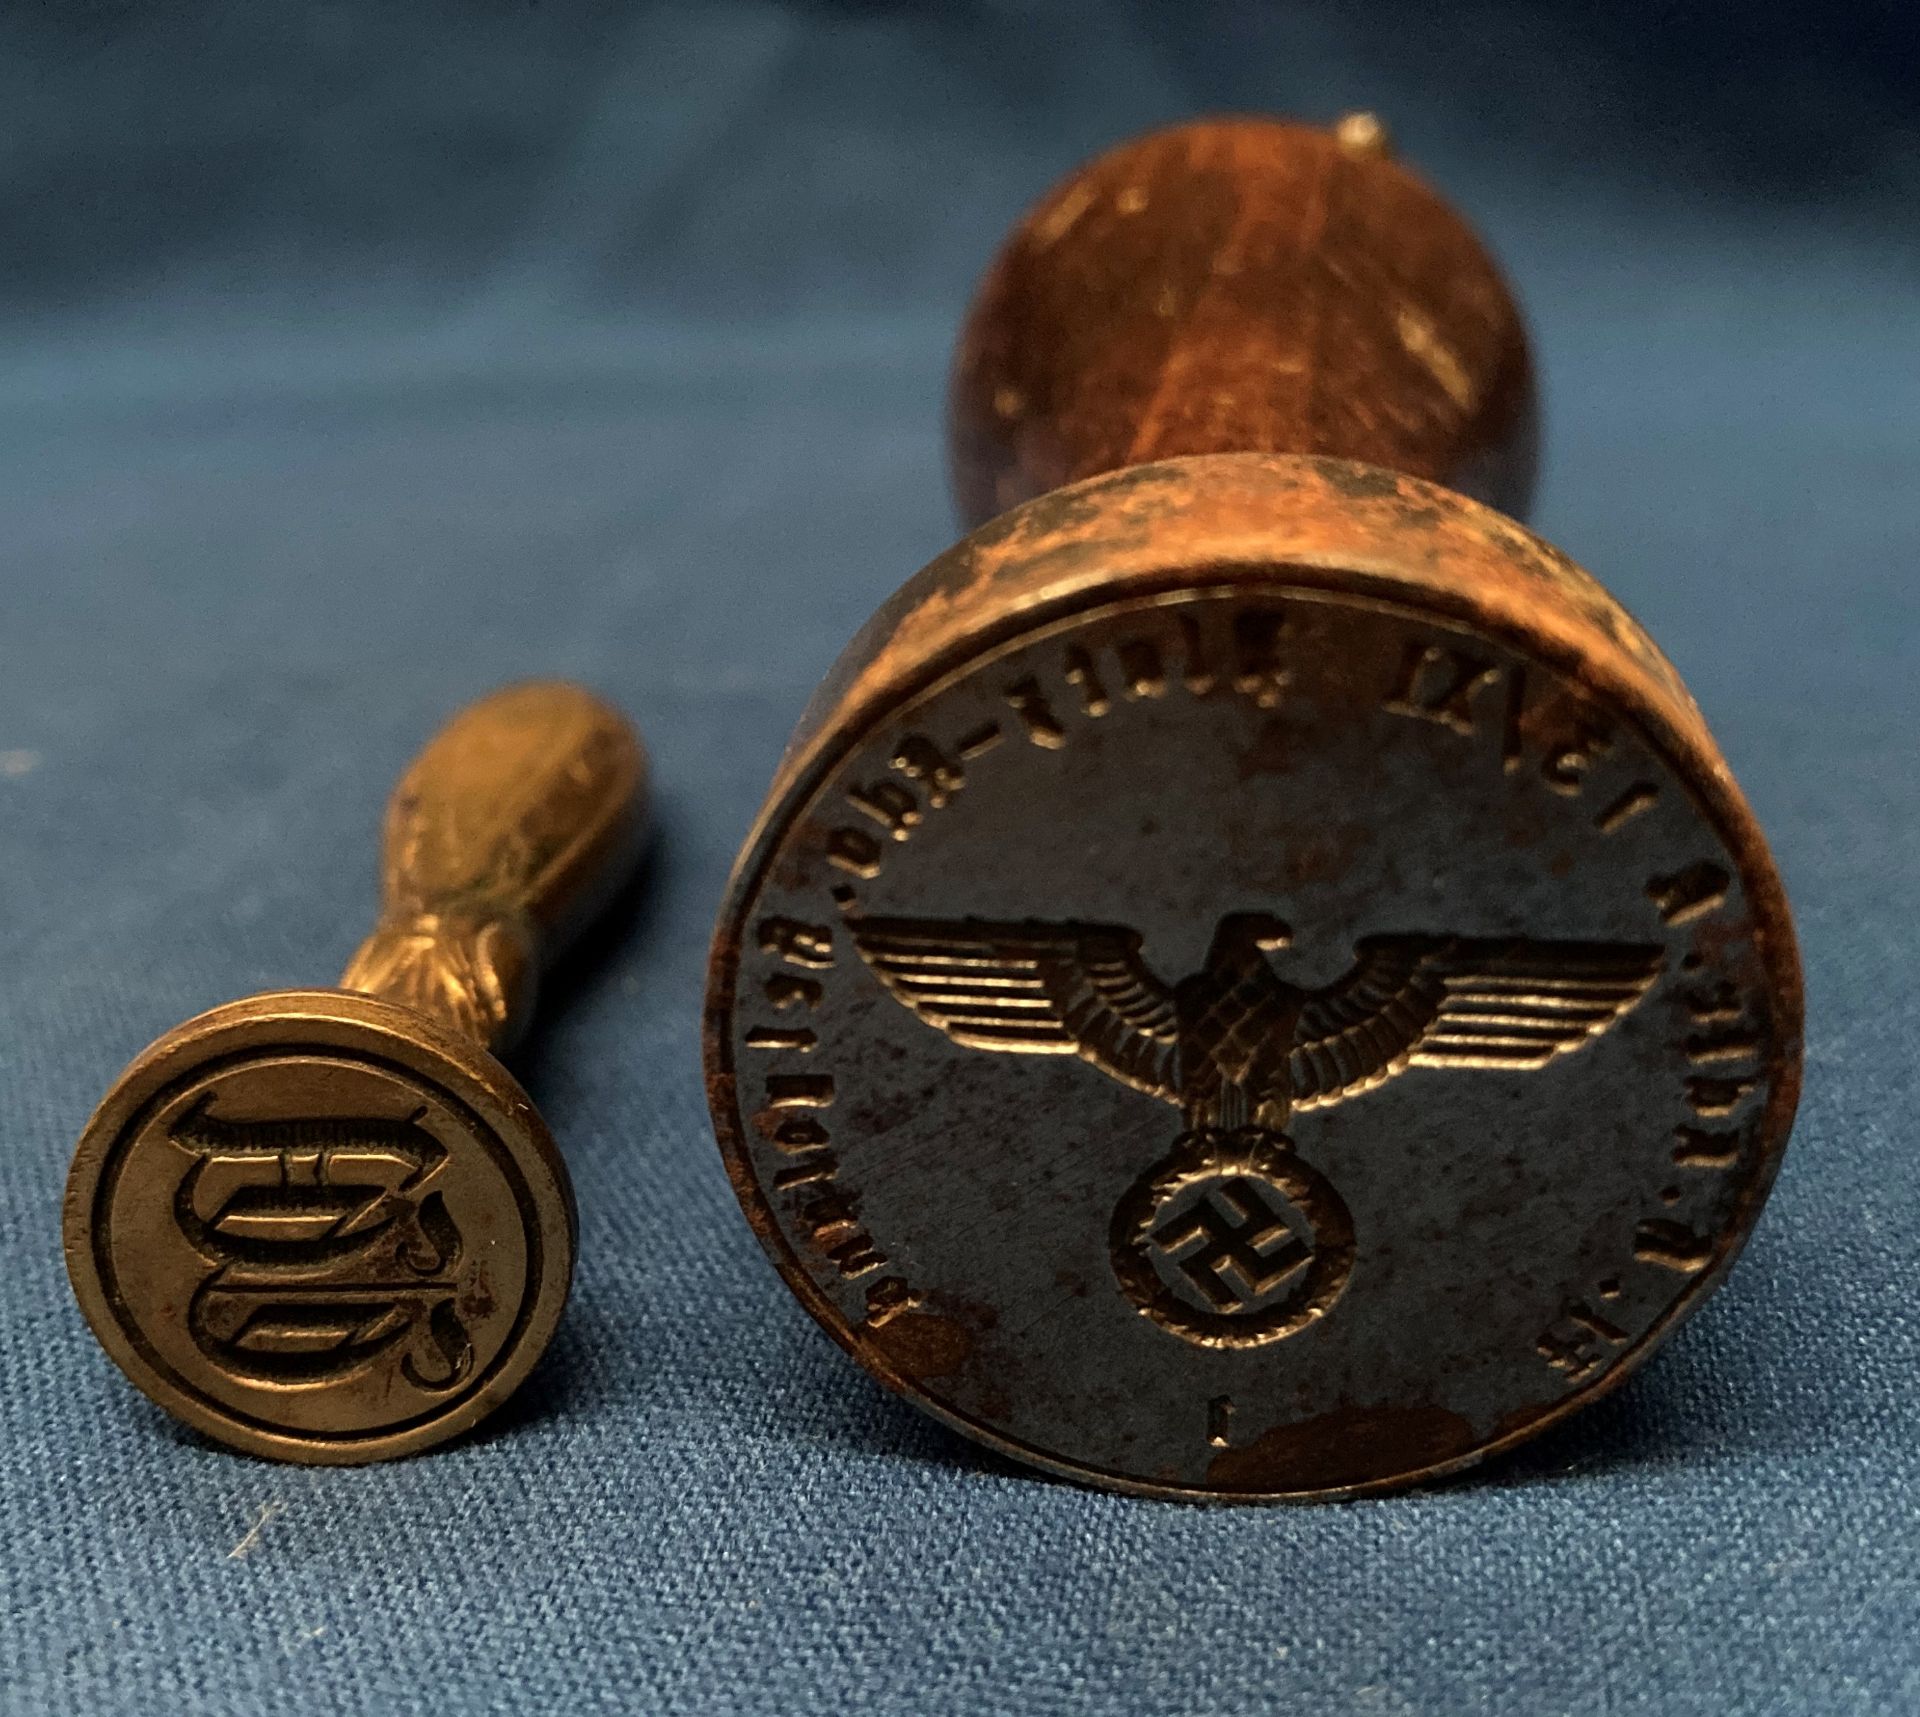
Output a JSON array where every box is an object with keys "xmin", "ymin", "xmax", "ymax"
[{"xmin": 2, "ymin": 5, "xmax": 1916, "ymax": 1713}]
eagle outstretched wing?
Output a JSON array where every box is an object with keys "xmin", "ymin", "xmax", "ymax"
[
  {"xmin": 848, "ymin": 915, "xmax": 1181, "ymax": 1104},
  {"xmin": 1286, "ymin": 936, "xmax": 1665, "ymax": 1111}
]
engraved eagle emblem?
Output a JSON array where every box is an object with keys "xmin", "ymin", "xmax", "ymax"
[{"xmin": 849, "ymin": 911, "xmax": 1664, "ymax": 1130}]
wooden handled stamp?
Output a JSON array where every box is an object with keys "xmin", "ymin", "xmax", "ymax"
[
  {"xmin": 705, "ymin": 117, "xmax": 1803, "ymax": 1501},
  {"xmin": 65, "ymin": 682, "xmax": 647, "ymax": 1463}
]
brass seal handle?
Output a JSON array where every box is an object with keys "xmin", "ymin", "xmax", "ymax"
[
  {"xmin": 341, "ymin": 681, "xmax": 649, "ymax": 1053},
  {"xmin": 67, "ymin": 678, "xmax": 649, "ymax": 1462}
]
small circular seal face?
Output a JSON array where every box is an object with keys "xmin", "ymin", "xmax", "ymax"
[
  {"xmin": 65, "ymin": 992, "xmax": 571, "ymax": 1462},
  {"xmin": 713, "ymin": 569, "xmax": 1799, "ymax": 1500}
]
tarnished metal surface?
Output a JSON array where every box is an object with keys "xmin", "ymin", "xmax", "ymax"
[
  {"xmin": 64, "ymin": 682, "xmax": 647, "ymax": 1462},
  {"xmin": 707, "ymin": 119, "xmax": 1801, "ymax": 1500}
]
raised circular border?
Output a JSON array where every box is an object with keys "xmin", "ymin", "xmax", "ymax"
[
  {"xmin": 705, "ymin": 453, "xmax": 1805, "ymax": 1503},
  {"xmin": 64, "ymin": 988, "xmax": 575, "ymax": 1464}
]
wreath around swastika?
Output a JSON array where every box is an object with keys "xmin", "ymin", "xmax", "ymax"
[{"xmin": 1108, "ymin": 1128, "xmax": 1355, "ymax": 1349}]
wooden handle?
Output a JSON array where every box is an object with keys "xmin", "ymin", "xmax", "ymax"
[
  {"xmin": 949, "ymin": 115, "xmax": 1537, "ymax": 526},
  {"xmin": 341, "ymin": 681, "xmax": 648, "ymax": 1052}
]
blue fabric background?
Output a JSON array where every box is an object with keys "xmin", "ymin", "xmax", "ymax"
[{"xmin": 2, "ymin": 4, "xmax": 1915, "ymax": 1711}]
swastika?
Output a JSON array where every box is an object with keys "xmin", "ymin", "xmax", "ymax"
[{"xmin": 1149, "ymin": 1176, "xmax": 1312, "ymax": 1312}]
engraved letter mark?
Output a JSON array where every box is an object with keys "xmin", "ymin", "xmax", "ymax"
[{"xmin": 169, "ymin": 1098, "xmax": 474, "ymax": 1392}]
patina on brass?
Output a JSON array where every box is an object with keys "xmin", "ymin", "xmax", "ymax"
[
  {"xmin": 66, "ymin": 682, "xmax": 646, "ymax": 1462},
  {"xmin": 706, "ymin": 117, "xmax": 1803, "ymax": 1501}
]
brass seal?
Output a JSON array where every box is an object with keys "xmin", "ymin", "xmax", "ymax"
[
  {"xmin": 65, "ymin": 682, "xmax": 647, "ymax": 1462},
  {"xmin": 705, "ymin": 119, "xmax": 1802, "ymax": 1501}
]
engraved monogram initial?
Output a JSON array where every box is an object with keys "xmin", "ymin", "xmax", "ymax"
[
  {"xmin": 850, "ymin": 912, "xmax": 1663, "ymax": 1346},
  {"xmin": 169, "ymin": 1098, "xmax": 475, "ymax": 1392}
]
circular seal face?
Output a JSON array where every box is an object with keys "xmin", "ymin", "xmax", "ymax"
[
  {"xmin": 712, "ymin": 560, "xmax": 1799, "ymax": 1500},
  {"xmin": 64, "ymin": 991, "xmax": 573, "ymax": 1463}
]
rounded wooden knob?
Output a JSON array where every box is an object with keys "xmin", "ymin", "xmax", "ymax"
[{"xmin": 950, "ymin": 117, "xmax": 1537, "ymax": 524}]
